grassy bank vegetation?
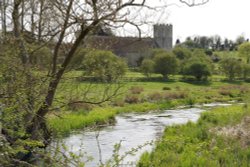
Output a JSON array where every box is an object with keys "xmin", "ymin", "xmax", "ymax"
[
  {"xmin": 48, "ymin": 72, "xmax": 250, "ymax": 136},
  {"xmin": 48, "ymin": 102, "xmax": 177, "ymax": 135},
  {"xmin": 138, "ymin": 105, "xmax": 250, "ymax": 167}
]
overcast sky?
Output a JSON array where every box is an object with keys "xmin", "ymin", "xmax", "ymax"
[
  {"xmin": 168, "ymin": 0, "xmax": 250, "ymax": 40},
  {"xmin": 159, "ymin": 0, "xmax": 250, "ymax": 42},
  {"xmin": 119, "ymin": 0, "xmax": 250, "ymax": 43}
]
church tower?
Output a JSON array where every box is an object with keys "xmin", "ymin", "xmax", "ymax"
[{"xmin": 153, "ymin": 24, "xmax": 173, "ymax": 50}]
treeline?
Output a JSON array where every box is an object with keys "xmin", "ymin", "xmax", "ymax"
[
  {"xmin": 139, "ymin": 42, "xmax": 250, "ymax": 81},
  {"xmin": 177, "ymin": 35, "xmax": 248, "ymax": 51}
]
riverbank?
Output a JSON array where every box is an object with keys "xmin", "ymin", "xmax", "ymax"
[
  {"xmin": 49, "ymin": 74, "xmax": 250, "ymax": 136},
  {"xmin": 48, "ymin": 101, "xmax": 176, "ymax": 136},
  {"xmin": 138, "ymin": 104, "xmax": 250, "ymax": 166}
]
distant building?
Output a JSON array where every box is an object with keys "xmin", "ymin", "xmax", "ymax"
[{"xmin": 83, "ymin": 24, "xmax": 173, "ymax": 66}]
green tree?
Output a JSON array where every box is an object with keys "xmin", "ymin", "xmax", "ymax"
[
  {"xmin": 140, "ymin": 59, "xmax": 155, "ymax": 78},
  {"xmin": 68, "ymin": 48, "xmax": 90, "ymax": 70},
  {"xmin": 153, "ymin": 52, "xmax": 179, "ymax": 79},
  {"xmin": 242, "ymin": 63, "xmax": 250, "ymax": 80},
  {"xmin": 172, "ymin": 46, "xmax": 192, "ymax": 60},
  {"xmin": 28, "ymin": 45, "xmax": 52, "ymax": 69},
  {"xmin": 220, "ymin": 57, "xmax": 243, "ymax": 81},
  {"xmin": 238, "ymin": 42, "xmax": 250, "ymax": 63},
  {"xmin": 184, "ymin": 62, "xmax": 211, "ymax": 81},
  {"xmin": 83, "ymin": 50, "xmax": 127, "ymax": 82}
]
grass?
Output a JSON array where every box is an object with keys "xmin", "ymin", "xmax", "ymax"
[
  {"xmin": 138, "ymin": 105, "xmax": 250, "ymax": 167},
  {"xmin": 49, "ymin": 71, "xmax": 250, "ymax": 136},
  {"xmin": 48, "ymin": 102, "xmax": 176, "ymax": 136}
]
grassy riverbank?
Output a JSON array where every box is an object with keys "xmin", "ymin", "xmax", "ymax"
[
  {"xmin": 48, "ymin": 72, "xmax": 250, "ymax": 136},
  {"xmin": 48, "ymin": 102, "xmax": 177, "ymax": 136},
  {"xmin": 138, "ymin": 105, "xmax": 250, "ymax": 166}
]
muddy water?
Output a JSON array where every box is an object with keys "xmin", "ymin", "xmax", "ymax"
[{"xmin": 57, "ymin": 103, "xmax": 231, "ymax": 167}]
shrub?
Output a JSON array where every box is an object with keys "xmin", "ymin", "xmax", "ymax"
[
  {"xmin": 125, "ymin": 95, "xmax": 140, "ymax": 104},
  {"xmin": 130, "ymin": 86, "xmax": 144, "ymax": 94},
  {"xmin": 183, "ymin": 62, "xmax": 211, "ymax": 81},
  {"xmin": 172, "ymin": 46, "xmax": 192, "ymax": 60},
  {"xmin": 148, "ymin": 92, "xmax": 163, "ymax": 101},
  {"xmin": 28, "ymin": 45, "xmax": 52, "ymax": 69},
  {"xmin": 112, "ymin": 99, "xmax": 125, "ymax": 107},
  {"xmin": 68, "ymin": 102, "xmax": 93, "ymax": 111},
  {"xmin": 140, "ymin": 59, "xmax": 155, "ymax": 78},
  {"xmin": 153, "ymin": 52, "xmax": 179, "ymax": 79},
  {"xmin": 83, "ymin": 50, "xmax": 127, "ymax": 82},
  {"xmin": 163, "ymin": 91, "xmax": 188, "ymax": 100},
  {"xmin": 220, "ymin": 57, "xmax": 243, "ymax": 81},
  {"xmin": 162, "ymin": 87, "xmax": 171, "ymax": 90},
  {"xmin": 68, "ymin": 48, "xmax": 90, "ymax": 70}
]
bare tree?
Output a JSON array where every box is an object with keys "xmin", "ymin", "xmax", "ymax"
[{"xmin": 1, "ymin": 0, "xmax": 210, "ymax": 165}]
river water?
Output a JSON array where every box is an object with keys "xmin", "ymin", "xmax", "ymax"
[{"xmin": 54, "ymin": 103, "xmax": 231, "ymax": 167}]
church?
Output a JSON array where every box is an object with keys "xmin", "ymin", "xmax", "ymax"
[{"xmin": 83, "ymin": 24, "xmax": 173, "ymax": 66}]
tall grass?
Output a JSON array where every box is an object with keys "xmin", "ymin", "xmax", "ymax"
[
  {"xmin": 48, "ymin": 102, "xmax": 176, "ymax": 136},
  {"xmin": 138, "ymin": 105, "xmax": 250, "ymax": 167}
]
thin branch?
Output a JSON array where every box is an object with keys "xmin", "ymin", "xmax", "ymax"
[{"xmin": 180, "ymin": 0, "xmax": 209, "ymax": 7}]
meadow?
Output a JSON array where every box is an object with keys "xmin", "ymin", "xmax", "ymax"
[{"xmin": 48, "ymin": 71, "xmax": 250, "ymax": 136}]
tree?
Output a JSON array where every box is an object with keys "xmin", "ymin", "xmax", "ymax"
[
  {"xmin": 140, "ymin": 59, "xmax": 155, "ymax": 78},
  {"xmin": 242, "ymin": 63, "xmax": 250, "ymax": 80},
  {"xmin": 153, "ymin": 52, "xmax": 179, "ymax": 79},
  {"xmin": 182, "ymin": 49, "xmax": 212, "ymax": 80},
  {"xmin": 83, "ymin": 50, "xmax": 127, "ymax": 82},
  {"xmin": 0, "ymin": 0, "xmax": 210, "ymax": 165},
  {"xmin": 238, "ymin": 42, "xmax": 250, "ymax": 63},
  {"xmin": 220, "ymin": 57, "xmax": 243, "ymax": 81},
  {"xmin": 183, "ymin": 62, "xmax": 211, "ymax": 81},
  {"xmin": 172, "ymin": 46, "xmax": 192, "ymax": 60}
]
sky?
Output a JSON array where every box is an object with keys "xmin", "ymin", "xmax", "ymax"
[
  {"xmin": 120, "ymin": 0, "xmax": 250, "ymax": 43},
  {"xmin": 166, "ymin": 0, "xmax": 250, "ymax": 42}
]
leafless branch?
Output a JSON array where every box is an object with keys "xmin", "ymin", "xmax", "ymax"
[{"xmin": 180, "ymin": 0, "xmax": 209, "ymax": 7}]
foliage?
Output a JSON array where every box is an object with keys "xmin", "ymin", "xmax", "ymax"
[
  {"xmin": 238, "ymin": 42, "xmax": 250, "ymax": 63},
  {"xmin": 68, "ymin": 48, "xmax": 91, "ymax": 70},
  {"xmin": 83, "ymin": 50, "xmax": 127, "ymax": 82},
  {"xmin": 138, "ymin": 105, "xmax": 250, "ymax": 167},
  {"xmin": 243, "ymin": 63, "xmax": 250, "ymax": 80},
  {"xmin": 129, "ymin": 86, "xmax": 144, "ymax": 94},
  {"xmin": 184, "ymin": 62, "xmax": 211, "ymax": 81},
  {"xmin": 28, "ymin": 44, "xmax": 52, "ymax": 69},
  {"xmin": 140, "ymin": 59, "xmax": 155, "ymax": 78},
  {"xmin": 173, "ymin": 46, "xmax": 192, "ymax": 60},
  {"xmin": 182, "ymin": 49, "xmax": 212, "ymax": 80},
  {"xmin": 0, "ymin": 48, "xmax": 49, "ymax": 164},
  {"xmin": 153, "ymin": 52, "xmax": 179, "ymax": 79},
  {"xmin": 220, "ymin": 57, "xmax": 243, "ymax": 80}
]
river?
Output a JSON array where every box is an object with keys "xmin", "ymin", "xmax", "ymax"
[{"xmin": 51, "ymin": 103, "xmax": 231, "ymax": 167}]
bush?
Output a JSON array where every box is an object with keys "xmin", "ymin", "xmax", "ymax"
[
  {"xmin": 220, "ymin": 57, "xmax": 243, "ymax": 81},
  {"xmin": 163, "ymin": 91, "xmax": 188, "ymax": 100},
  {"xmin": 148, "ymin": 92, "xmax": 163, "ymax": 101},
  {"xmin": 28, "ymin": 45, "xmax": 52, "ymax": 69},
  {"xmin": 243, "ymin": 63, "xmax": 250, "ymax": 80},
  {"xmin": 83, "ymin": 50, "xmax": 127, "ymax": 82},
  {"xmin": 140, "ymin": 59, "xmax": 155, "ymax": 78},
  {"xmin": 183, "ymin": 62, "xmax": 211, "ymax": 81},
  {"xmin": 112, "ymin": 99, "xmax": 125, "ymax": 107},
  {"xmin": 68, "ymin": 48, "xmax": 90, "ymax": 70},
  {"xmin": 129, "ymin": 86, "xmax": 144, "ymax": 94},
  {"xmin": 162, "ymin": 87, "xmax": 171, "ymax": 90},
  {"xmin": 172, "ymin": 46, "xmax": 192, "ymax": 60},
  {"xmin": 125, "ymin": 95, "xmax": 140, "ymax": 104},
  {"xmin": 153, "ymin": 52, "xmax": 179, "ymax": 79}
]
